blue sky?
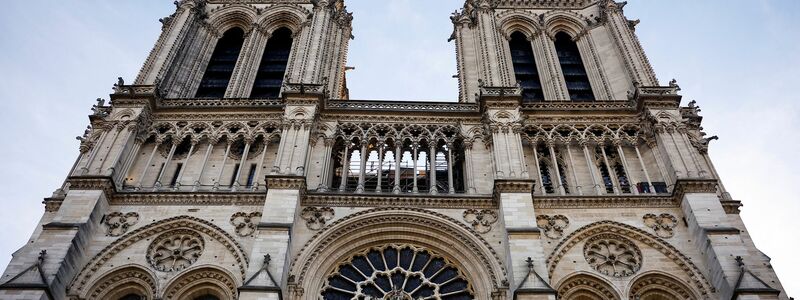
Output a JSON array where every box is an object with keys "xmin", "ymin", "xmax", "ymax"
[{"xmin": 0, "ymin": 0, "xmax": 797, "ymax": 296}]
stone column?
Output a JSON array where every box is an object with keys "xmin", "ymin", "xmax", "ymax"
[
  {"xmin": 213, "ymin": 140, "xmax": 233, "ymax": 191},
  {"xmin": 376, "ymin": 141, "xmax": 384, "ymax": 193},
  {"xmin": 446, "ymin": 142, "xmax": 455, "ymax": 194},
  {"xmin": 581, "ymin": 141, "xmax": 603, "ymax": 195},
  {"xmin": 174, "ymin": 139, "xmax": 196, "ymax": 191},
  {"xmin": 393, "ymin": 143, "xmax": 402, "ymax": 194},
  {"xmin": 338, "ymin": 142, "xmax": 351, "ymax": 192},
  {"xmin": 547, "ymin": 141, "xmax": 565, "ymax": 195},
  {"xmin": 136, "ymin": 138, "xmax": 161, "ymax": 190},
  {"xmin": 565, "ymin": 144, "xmax": 583, "ymax": 196},
  {"xmin": 599, "ymin": 145, "xmax": 620, "ymax": 195},
  {"xmin": 429, "ymin": 143, "xmax": 438, "ymax": 195},
  {"xmin": 153, "ymin": 139, "xmax": 178, "ymax": 191},
  {"xmin": 531, "ymin": 143, "xmax": 546, "ymax": 195},
  {"xmin": 316, "ymin": 138, "xmax": 333, "ymax": 192},
  {"xmin": 232, "ymin": 138, "xmax": 252, "ymax": 191},
  {"xmin": 412, "ymin": 143, "xmax": 419, "ymax": 194},
  {"xmin": 634, "ymin": 144, "xmax": 655, "ymax": 194},
  {"xmin": 193, "ymin": 140, "xmax": 215, "ymax": 192},
  {"xmin": 355, "ymin": 140, "xmax": 368, "ymax": 193},
  {"xmin": 614, "ymin": 140, "xmax": 638, "ymax": 195}
]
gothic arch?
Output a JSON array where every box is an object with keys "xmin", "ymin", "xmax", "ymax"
[
  {"xmin": 83, "ymin": 265, "xmax": 157, "ymax": 300},
  {"xmin": 162, "ymin": 266, "xmax": 238, "ymax": 300},
  {"xmin": 556, "ymin": 272, "xmax": 620, "ymax": 300},
  {"xmin": 68, "ymin": 216, "xmax": 249, "ymax": 297},
  {"xmin": 496, "ymin": 11, "xmax": 541, "ymax": 40},
  {"xmin": 545, "ymin": 221, "xmax": 713, "ymax": 296},
  {"xmin": 628, "ymin": 272, "xmax": 698, "ymax": 300},
  {"xmin": 207, "ymin": 4, "xmax": 259, "ymax": 34},
  {"xmin": 257, "ymin": 4, "xmax": 311, "ymax": 35},
  {"xmin": 542, "ymin": 12, "xmax": 588, "ymax": 39},
  {"xmin": 289, "ymin": 207, "xmax": 508, "ymax": 300}
]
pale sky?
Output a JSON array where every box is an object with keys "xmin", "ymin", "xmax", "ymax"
[{"xmin": 0, "ymin": 0, "xmax": 797, "ymax": 296}]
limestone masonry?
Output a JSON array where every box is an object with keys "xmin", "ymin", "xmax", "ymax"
[{"xmin": 0, "ymin": 0, "xmax": 789, "ymax": 299}]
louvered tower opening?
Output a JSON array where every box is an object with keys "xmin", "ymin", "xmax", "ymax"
[
  {"xmin": 195, "ymin": 28, "xmax": 246, "ymax": 98},
  {"xmin": 251, "ymin": 27, "xmax": 293, "ymax": 99},
  {"xmin": 509, "ymin": 32, "xmax": 544, "ymax": 102},
  {"xmin": 554, "ymin": 32, "xmax": 595, "ymax": 101}
]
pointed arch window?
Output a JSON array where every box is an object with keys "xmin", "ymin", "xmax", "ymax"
[
  {"xmin": 196, "ymin": 28, "xmax": 246, "ymax": 98},
  {"xmin": 509, "ymin": 32, "xmax": 544, "ymax": 102},
  {"xmin": 251, "ymin": 27, "xmax": 293, "ymax": 99},
  {"xmin": 554, "ymin": 32, "xmax": 595, "ymax": 101}
]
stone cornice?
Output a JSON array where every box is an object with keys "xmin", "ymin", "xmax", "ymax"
[
  {"xmin": 673, "ymin": 179, "xmax": 720, "ymax": 199},
  {"xmin": 304, "ymin": 192, "xmax": 496, "ymax": 209},
  {"xmin": 721, "ymin": 200, "xmax": 743, "ymax": 215},
  {"xmin": 66, "ymin": 176, "xmax": 117, "ymax": 199},
  {"xmin": 110, "ymin": 193, "xmax": 264, "ymax": 206},
  {"xmin": 494, "ymin": 179, "xmax": 536, "ymax": 194},
  {"xmin": 265, "ymin": 175, "xmax": 307, "ymax": 190},
  {"xmin": 534, "ymin": 196, "xmax": 678, "ymax": 209}
]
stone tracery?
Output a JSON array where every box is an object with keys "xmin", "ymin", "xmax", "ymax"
[
  {"xmin": 321, "ymin": 244, "xmax": 474, "ymax": 300},
  {"xmin": 583, "ymin": 234, "xmax": 642, "ymax": 277},
  {"xmin": 147, "ymin": 230, "xmax": 205, "ymax": 272}
]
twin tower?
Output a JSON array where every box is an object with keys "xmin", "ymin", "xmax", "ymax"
[{"xmin": 0, "ymin": 1, "xmax": 789, "ymax": 300}]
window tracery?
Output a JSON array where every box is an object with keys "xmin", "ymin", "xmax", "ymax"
[
  {"xmin": 147, "ymin": 230, "xmax": 205, "ymax": 272},
  {"xmin": 554, "ymin": 32, "xmax": 594, "ymax": 101},
  {"xmin": 583, "ymin": 234, "xmax": 642, "ymax": 277},
  {"xmin": 251, "ymin": 27, "xmax": 293, "ymax": 99},
  {"xmin": 509, "ymin": 31, "xmax": 544, "ymax": 102},
  {"xmin": 196, "ymin": 27, "xmax": 246, "ymax": 98},
  {"xmin": 321, "ymin": 244, "xmax": 473, "ymax": 300}
]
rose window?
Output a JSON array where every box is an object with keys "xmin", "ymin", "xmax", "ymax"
[
  {"xmin": 583, "ymin": 234, "xmax": 642, "ymax": 277},
  {"xmin": 147, "ymin": 230, "xmax": 205, "ymax": 272},
  {"xmin": 321, "ymin": 244, "xmax": 473, "ymax": 300}
]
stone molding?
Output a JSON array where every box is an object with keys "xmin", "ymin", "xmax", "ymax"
[
  {"xmin": 288, "ymin": 207, "xmax": 508, "ymax": 290},
  {"xmin": 67, "ymin": 176, "xmax": 117, "ymax": 199},
  {"xmin": 304, "ymin": 192, "xmax": 496, "ymax": 209},
  {"xmin": 84, "ymin": 266, "xmax": 157, "ymax": 300},
  {"xmin": 69, "ymin": 216, "xmax": 249, "ymax": 296},
  {"xmin": 265, "ymin": 175, "xmax": 306, "ymax": 190},
  {"xmin": 546, "ymin": 220, "xmax": 713, "ymax": 296},
  {"xmin": 493, "ymin": 179, "xmax": 535, "ymax": 194},
  {"xmin": 534, "ymin": 196, "xmax": 678, "ymax": 209},
  {"xmin": 111, "ymin": 193, "xmax": 264, "ymax": 206}
]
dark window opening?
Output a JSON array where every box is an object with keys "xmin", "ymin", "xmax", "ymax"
[
  {"xmin": 196, "ymin": 27, "xmax": 246, "ymax": 98},
  {"xmin": 119, "ymin": 294, "xmax": 143, "ymax": 300},
  {"xmin": 556, "ymin": 161, "xmax": 570, "ymax": 194},
  {"xmin": 230, "ymin": 163, "xmax": 241, "ymax": 187},
  {"xmin": 554, "ymin": 32, "xmax": 595, "ymax": 101},
  {"xmin": 614, "ymin": 163, "xmax": 631, "ymax": 193},
  {"xmin": 246, "ymin": 163, "xmax": 258, "ymax": 187},
  {"xmin": 169, "ymin": 163, "xmax": 183, "ymax": 187},
  {"xmin": 251, "ymin": 27, "xmax": 293, "ymax": 99},
  {"xmin": 509, "ymin": 32, "xmax": 544, "ymax": 102},
  {"xmin": 539, "ymin": 160, "xmax": 555, "ymax": 194},
  {"xmin": 598, "ymin": 162, "xmax": 614, "ymax": 193}
]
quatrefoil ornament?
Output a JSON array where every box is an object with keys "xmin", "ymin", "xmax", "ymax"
[
  {"xmin": 643, "ymin": 213, "xmax": 678, "ymax": 238},
  {"xmin": 301, "ymin": 207, "xmax": 335, "ymax": 230},
  {"xmin": 103, "ymin": 212, "xmax": 139, "ymax": 237},
  {"xmin": 536, "ymin": 215, "xmax": 570, "ymax": 239},
  {"xmin": 463, "ymin": 209, "xmax": 498, "ymax": 234},
  {"xmin": 230, "ymin": 212, "xmax": 262, "ymax": 237}
]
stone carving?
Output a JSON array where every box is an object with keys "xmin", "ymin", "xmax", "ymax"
[
  {"xmin": 147, "ymin": 230, "xmax": 204, "ymax": 272},
  {"xmin": 463, "ymin": 209, "xmax": 498, "ymax": 234},
  {"xmin": 583, "ymin": 234, "xmax": 642, "ymax": 277},
  {"xmin": 230, "ymin": 212, "xmax": 262, "ymax": 237},
  {"xmin": 321, "ymin": 244, "xmax": 473, "ymax": 299},
  {"xmin": 536, "ymin": 214, "xmax": 569, "ymax": 239},
  {"xmin": 300, "ymin": 207, "xmax": 334, "ymax": 230},
  {"xmin": 643, "ymin": 213, "xmax": 678, "ymax": 238},
  {"xmin": 103, "ymin": 212, "xmax": 139, "ymax": 237}
]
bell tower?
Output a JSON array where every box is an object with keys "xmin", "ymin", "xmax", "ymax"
[{"xmin": 451, "ymin": 0, "xmax": 658, "ymax": 103}]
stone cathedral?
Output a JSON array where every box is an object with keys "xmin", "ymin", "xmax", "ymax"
[{"xmin": 0, "ymin": 0, "xmax": 790, "ymax": 299}]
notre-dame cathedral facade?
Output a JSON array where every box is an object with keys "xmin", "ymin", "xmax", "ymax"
[{"xmin": 0, "ymin": 0, "xmax": 790, "ymax": 299}]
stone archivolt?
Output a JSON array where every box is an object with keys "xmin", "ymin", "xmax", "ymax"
[
  {"xmin": 556, "ymin": 273, "xmax": 620, "ymax": 300},
  {"xmin": 289, "ymin": 207, "xmax": 508, "ymax": 299},
  {"xmin": 68, "ymin": 216, "xmax": 248, "ymax": 297},
  {"xmin": 629, "ymin": 272, "xmax": 697, "ymax": 300},
  {"xmin": 546, "ymin": 220, "xmax": 712, "ymax": 296},
  {"xmin": 85, "ymin": 266, "xmax": 157, "ymax": 300}
]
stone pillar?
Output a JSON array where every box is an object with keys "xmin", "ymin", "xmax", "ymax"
[{"xmin": 494, "ymin": 180, "xmax": 555, "ymax": 300}]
